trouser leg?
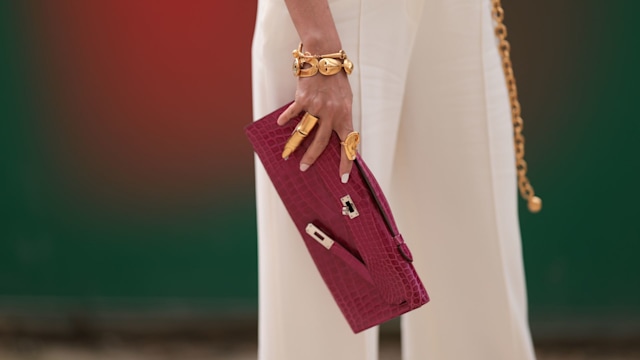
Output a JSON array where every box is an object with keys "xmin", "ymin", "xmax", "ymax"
[
  {"xmin": 391, "ymin": 1, "xmax": 536, "ymax": 359},
  {"xmin": 256, "ymin": 163, "xmax": 378, "ymax": 360},
  {"xmin": 253, "ymin": 2, "xmax": 378, "ymax": 359}
]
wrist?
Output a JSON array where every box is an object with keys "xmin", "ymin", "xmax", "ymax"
[{"xmin": 300, "ymin": 35, "xmax": 342, "ymax": 55}]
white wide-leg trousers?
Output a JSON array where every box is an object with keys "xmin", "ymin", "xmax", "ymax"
[{"xmin": 251, "ymin": 0, "xmax": 536, "ymax": 359}]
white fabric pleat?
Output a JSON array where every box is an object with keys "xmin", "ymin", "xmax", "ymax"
[{"xmin": 251, "ymin": 0, "xmax": 536, "ymax": 359}]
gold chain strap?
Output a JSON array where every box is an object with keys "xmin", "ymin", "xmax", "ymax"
[{"xmin": 491, "ymin": 0, "xmax": 542, "ymax": 213}]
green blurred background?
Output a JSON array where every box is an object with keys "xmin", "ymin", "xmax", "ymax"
[{"xmin": 1, "ymin": 0, "xmax": 638, "ymax": 341}]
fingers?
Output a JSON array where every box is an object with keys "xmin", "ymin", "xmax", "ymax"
[
  {"xmin": 277, "ymin": 101, "xmax": 303, "ymax": 126},
  {"xmin": 337, "ymin": 129, "xmax": 355, "ymax": 184},
  {"xmin": 299, "ymin": 118, "xmax": 332, "ymax": 172},
  {"xmin": 281, "ymin": 74, "xmax": 355, "ymax": 183},
  {"xmin": 299, "ymin": 121, "xmax": 355, "ymax": 185}
]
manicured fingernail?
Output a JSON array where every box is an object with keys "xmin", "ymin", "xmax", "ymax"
[
  {"xmin": 300, "ymin": 163, "xmax": 310, "ymax": 172},
  {"xmin": 341, "ymin": 173, "xmax": 350, "ymax": 184}
]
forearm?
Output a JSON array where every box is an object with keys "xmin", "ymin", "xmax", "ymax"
[{"xmin": 284, "ymin": 0, "xmax": 342, "ymax": 53}]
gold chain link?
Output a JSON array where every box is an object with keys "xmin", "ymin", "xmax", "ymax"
[{"xmin": 491, "ymin": 0, "xmax": 542, "ymax": 213}]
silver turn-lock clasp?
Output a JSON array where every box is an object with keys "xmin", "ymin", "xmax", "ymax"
[{"xmin": 341, "ymin": 195, "xmax": 359, "ymax": 219}]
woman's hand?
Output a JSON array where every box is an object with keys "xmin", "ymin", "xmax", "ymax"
[
  {"xmin": 277, "ymin": 71, "xmax": 354, "ymax": 183},
  {"xmin": 281, "ymin": 0, "xmax": 354, "ymax": 183}
]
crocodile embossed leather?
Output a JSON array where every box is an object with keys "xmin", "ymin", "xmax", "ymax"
[{"xmin": 246, "ymin": 103, "xmax": 429, "ymax": 333}]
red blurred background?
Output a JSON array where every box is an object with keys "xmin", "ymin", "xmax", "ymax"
[{"xmin": 27, "ymin": 1, "xmax": 256, "ymax": 214}]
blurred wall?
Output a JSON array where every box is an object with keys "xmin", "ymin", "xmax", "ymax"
[
  {"xmin": 1, "ymin": 0, "xmax": 258, "ymax": 325},
  {"xmin": 1, "ymin": 0, "xmax": 638, "ymax": 340}
]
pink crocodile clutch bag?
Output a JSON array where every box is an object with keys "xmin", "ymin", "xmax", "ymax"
[{"xmin": 246, "ymin": 103, "xmax": 429, "ymax": 333}]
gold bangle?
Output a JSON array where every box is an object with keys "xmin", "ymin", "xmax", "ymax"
[{"xmin": 292, "ymin": 43, "xmax": 354, "ymax": 78}]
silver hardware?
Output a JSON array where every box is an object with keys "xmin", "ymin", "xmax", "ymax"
[
  {"xmin": 305, "ymin": 223, "xmax": 335, "ymax": 250},
  {"xmin": 340, "ymin": 195, "xmax": 359, "ymax": 219}
]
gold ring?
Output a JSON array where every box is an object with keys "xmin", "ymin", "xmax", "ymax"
[
  {"xmin": 341, "ymin": 131, "xmax": 360, "ymax": 160},
  {"xmin": 282, "ymin": 112, "xmax": 319, "ymax": 159}
]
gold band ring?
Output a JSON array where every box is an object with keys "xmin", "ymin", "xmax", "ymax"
[
  {"xmin": 341, "ymin": 131, "xmax": 360, "ymax": 160},
  {"xmin": 282, "ymin": 112, "xmax": 319, "ymax": 159}
]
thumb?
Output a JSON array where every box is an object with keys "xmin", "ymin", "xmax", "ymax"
[{"xmin": 277, "ymin": 101, "xmax": 303, "ymax": 126}]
